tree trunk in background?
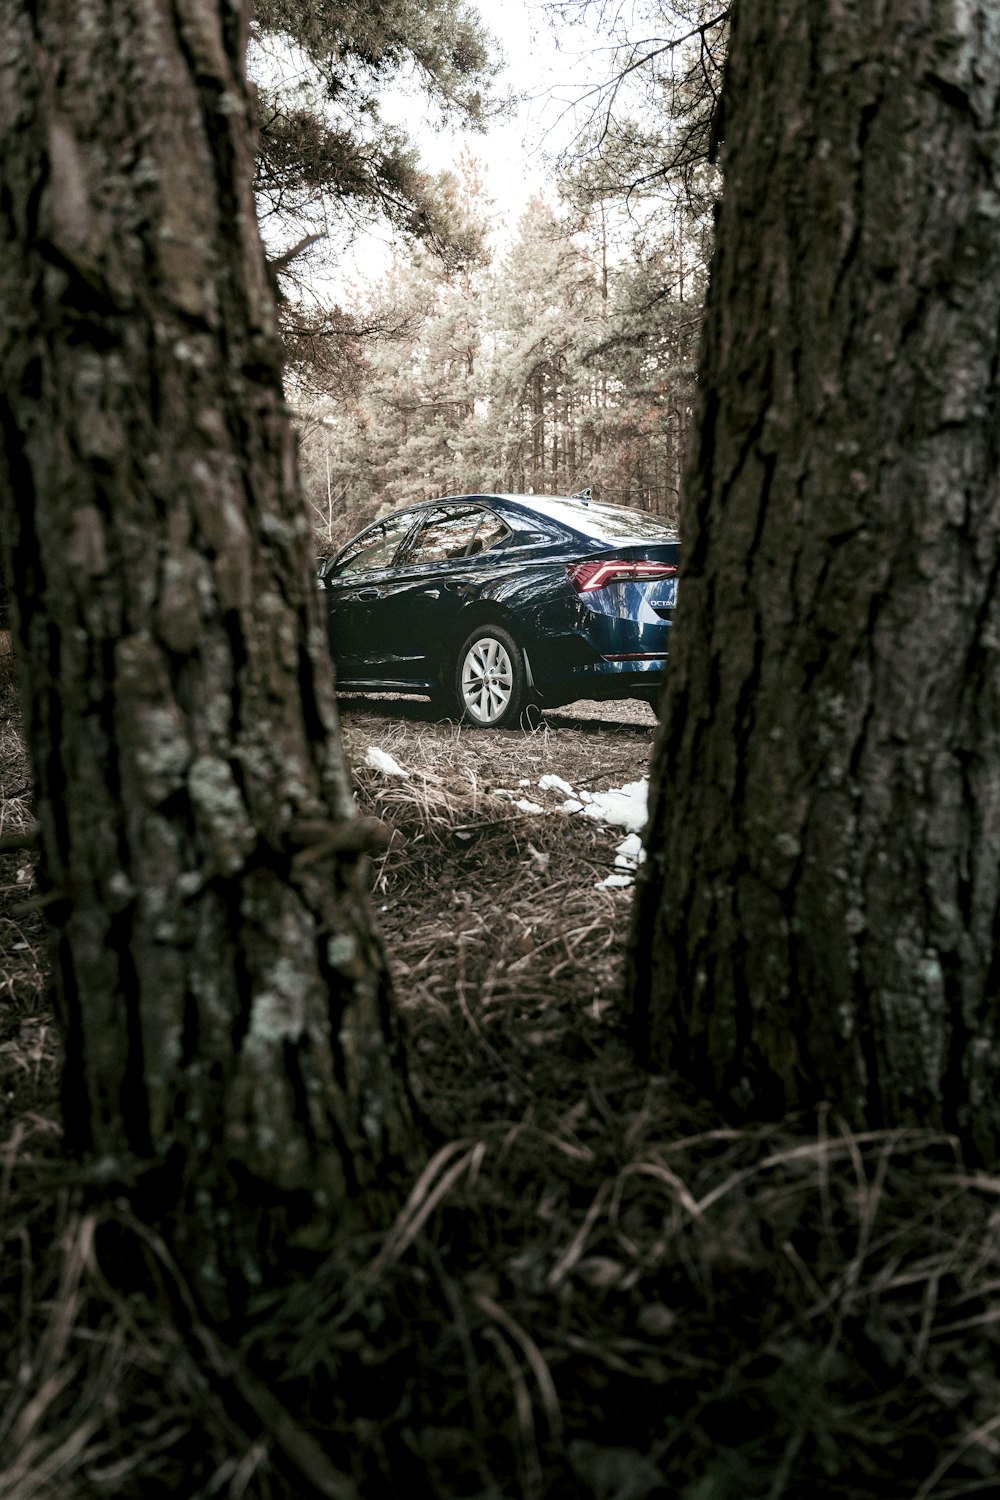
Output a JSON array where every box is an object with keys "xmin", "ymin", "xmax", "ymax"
[
  {"xmin": 629, "ymin": 2, "xmax": 1000, "ymax": 1162},
  {"xmin": 0, "ymin": 0, "xmax": 415, "ymax": 1316}
]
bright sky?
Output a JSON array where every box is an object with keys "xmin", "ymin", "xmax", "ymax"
[
  {"xmin": 308, "ymin": 1, "xmax": 625, "ymax": 290},
  {"xmin": 455, "ymin": 1, "xmax": 593, "ymax": 218},
  {"xmin": 382, "ymin": 0, "xmax": 602, "ymax": 238}
]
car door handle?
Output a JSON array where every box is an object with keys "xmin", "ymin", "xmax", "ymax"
[
  {"xmin": 356, "ymin": 588, "xmax": 381, "ymax": 600},
  {"xmin": 423, "ymin": 589, "xmax": 441, "ymax": 599}
]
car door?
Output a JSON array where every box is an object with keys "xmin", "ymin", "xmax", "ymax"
[
  {"xmin": 322, "ymin": 510, "xmax": 419, "ymax": 681},
  {"xmin": 365, "ymin": 506, "xmax": 512, "ymax": 687}
]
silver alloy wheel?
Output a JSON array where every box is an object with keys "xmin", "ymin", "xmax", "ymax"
[{"xmin": 461, "ymin": 635, "xmax": 515, "ymax": 724}]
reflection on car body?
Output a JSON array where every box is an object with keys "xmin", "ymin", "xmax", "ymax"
[{"xmin": 318, "ymin": 492, "xmax": 679, "ymax": 729}]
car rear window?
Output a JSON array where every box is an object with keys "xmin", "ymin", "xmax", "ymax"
[{"xmin": 523, "ymin": 496, "xmax": 677, "ymax": 544}]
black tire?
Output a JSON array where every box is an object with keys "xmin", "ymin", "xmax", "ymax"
[{"xmin": 455, "ymin": 624, "xmax": 529, "ymax": 729}]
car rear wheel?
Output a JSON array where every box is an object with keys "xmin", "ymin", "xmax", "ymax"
[{"xmin": 456, "ymin": 625, "xmax": 530, "ymax": 729}]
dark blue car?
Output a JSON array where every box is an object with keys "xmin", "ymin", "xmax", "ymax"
[{"xmin": 318, "ymin": 492, "xmax": 679, "ymax": 728}]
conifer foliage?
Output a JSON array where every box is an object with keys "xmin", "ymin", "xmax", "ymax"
[
  {"xmin": 299, "ymin": 184, "xmax": 703, "ymax": 545},
  {"xmin": 292, "ymin": 3, "xmax": 725, "ymax": 540}
]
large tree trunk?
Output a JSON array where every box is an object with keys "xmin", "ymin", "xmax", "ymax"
[
  {"xmin": 628, "ymin": 2, "xmax": 1000, "ymax": 1162},
  {"xmin": 0, "ymin": 0, "xmax": 415, "ymax": 1315}
]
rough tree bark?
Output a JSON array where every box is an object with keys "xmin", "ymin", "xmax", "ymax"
[
  {"xmin": 0, "ymin": 0, "xmax": 416, "ymax": 1315},
  {"xmin": 628, "ymin": 1, "xmax": 1000, "ymax": 1161}
]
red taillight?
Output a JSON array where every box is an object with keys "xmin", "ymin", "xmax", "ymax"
[{"xmin": 567, "ymin": 559, "xmax": 678, "ymax": 593}]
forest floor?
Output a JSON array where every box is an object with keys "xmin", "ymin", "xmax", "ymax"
[{"xmin": 2, "ymin": 672, "xmax": 1000, "ymax": 1499}]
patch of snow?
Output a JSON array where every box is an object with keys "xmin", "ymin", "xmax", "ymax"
[
  {"xmin": 610, "ymin": 831, "xmax": 646, "ymax": 884},
  {"xmin": 538, "ymin": 773, "xmax": 576, "ymax": 797},
  {"xmin": 525, "ymin": 843, "xmax": 550, "ymax": 870},
  {"xmin": 490, "ymin": 765, "xmax": 651, "ymax": 883},
  {"xmin": 580, "ymin": 779, "xmax": 648, "ymax": 833},
  {"xmin": 364, "ymin": 747, "xmax": 409, "ymax": 777},
  {"xmin": 614, "ymin": 832, "xmax": 645, "ymax": 869}
]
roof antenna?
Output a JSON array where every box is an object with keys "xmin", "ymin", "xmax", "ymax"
[{"xmin": 573, "ymin": 487, "xmax": 592, "ymax": 503}]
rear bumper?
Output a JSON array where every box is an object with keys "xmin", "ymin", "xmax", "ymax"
[
  {"xmin": 532, "ymin": 652, "xmax": 666, "ymax": 708},
  {"xmin": 526, "ymin": 607, "xmax": 671, "ymax": 702}
]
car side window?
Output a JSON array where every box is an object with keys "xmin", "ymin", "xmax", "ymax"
[
  {"xmin": 331, "ymin": 512, "xmax": 416, "ymax": 576},
  {"xmin": 405, "ymin": 509, "xmax": 481, "ymax": 564},
  {"xmin": 467, "ymin": 512, "xmax": 510, "ymax": 555},
  {"xmin": 406, "ymin": 508, "xmax": 511, "ymax": 564}
]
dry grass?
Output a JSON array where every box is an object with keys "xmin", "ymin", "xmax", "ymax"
[
  {"xmin": 338, "ymin": 699, "xmax": 647, "ymax": 1133},
  {"xmin": 2, "ymin": 688, "xmax": 1000, "ymax": 1498}
]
